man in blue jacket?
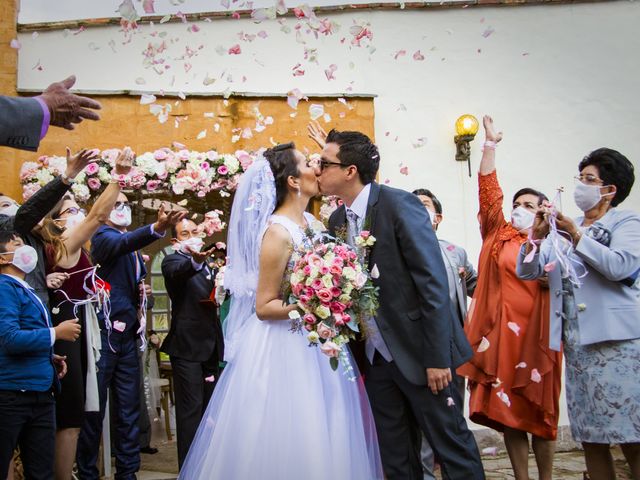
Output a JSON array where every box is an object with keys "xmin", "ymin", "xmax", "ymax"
[
  {"xmin": 0, "ymin": 231, "xmax": 80, "ymax": 479},
  {"xmin": 77, "ymin": 195, "xmax": 185, "ymax": 480}
]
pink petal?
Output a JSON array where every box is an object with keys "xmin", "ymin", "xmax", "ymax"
[
  {"xmin": 142, "ymin": 0, "xmax": 155, "ymax": 13},
  {"xmin": 477, "ymin": 336, "xmax": 490, "ymax": 352},
  {"xmin": 530, "ymin": 368, "xmax": 542, "ymax": 383},
  {"xmin": 507, "ymin": 322, "xmax": 520, "ymax": 336},
  {"xmin": 10, "ymin": 39, "xmax": 21, "ymax": 49},
  {"xmin": 543, "ymin": 260, "xmax": 557, "ymax": 272},
  {"xmin": 228, "ymin": 44, "xmax": 241, "ymax": 55},
  {"xmin": 394, "ymin": 49, "xmax": 407, "ymax": 60},
  {"xmin": 412, "ymin": 50, "xmax": 424, "ymax": 61}
]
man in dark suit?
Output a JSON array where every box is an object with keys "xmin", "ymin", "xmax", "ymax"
[
  {"xmin": 160, "ymin": 218, "xmax": 224, "ymax": 469},
  {"xmin": 0, "ymin": 75, "xmax": 101, "ymax": 151},
  {"xmin": 413, "ymin": 188, "xmax": 478, "ymax": 479},
  {"xmin": 77, "ymin": 194, "xmax": 185, "ymax": 480},
  {"xmin": 319, "ymin": 130, "xmax": 484, "ymax": 480},
  {"xmin": 0, "ymin": 231, "xmax": 79, "ymax": 479}
]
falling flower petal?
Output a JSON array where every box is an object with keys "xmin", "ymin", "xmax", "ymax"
[
  {"xmin": 482, "ymin": 27, "xmax": 495, "ymax": 38},
  {"xmin": 117, "ymin": 0, "xmax": 140, "ymax": 23},
  {"xmin": 394, "ymin": 49, "xmax": 406, "ymax": 60},
  {"xmin": 577, "ymin": 303, "xmax": 586, "ymax": 312},
  {"xmin": 135, "ymin": 77, "xmax": 146, "ymax": 85},
  {"xmin": 482, "ymin": 447, "xmax": 497, "ymax": 456},
  {"xmin": 10, "ymin": 39, "xmax": 21, "ymax": 49},
  {"xmin": 399, "ymin": 166, "xmax": 409, "ymax": 175},
  {"xmin": 142, "ymin": 0, "xmax": 155, "ymax": 13},
  {"xmin": 413, "ymin": 50, "xmax": 425, "ymax": 61},
  {"xmin": 544, "ymin": 261, "xmax": 557, "ymax": 272},
  {"xmin": 446, "ymin": 397, "xmax": 455, "ymax": 407},
  {"xmin": 309, "ymin": 104, "xmax": 324, "ymax": 121},
  {"xmin": 370, "ymin": 264, "xmax": 380, "ymax": 279},
  {"xmin": 228, "ymin": 44, "xmax": 241, "ymax": 55},
  {"xmin": 507, "ymin": 322, "xmax": 520, "ymax": 336},
  {"xmin": 204, "ymin": 375, "xmax": 215, "ymax": 383},
  {"xmin": 140, "ymin": 94, "xmax": 156, "ymax": 105},
  {"xmin": 159, "ymin": 14, "xmax": 171, "ymax": 23},
  {"xmin": 412, "ymin": 137, "xmax": 427, "ymax": 149},
  {"xmin": 324, "ymin": 63, "xmax": 337, "ymax": 81},
  {"xmin": 496, "ymin": 388, "xmax": 511, "ymax": 407},
  {"xmin": 203, "ymin": 73, "xmax": 216, "ymax": 86},
  {"xmin": 531, "ymin": 368, "xmax": 542, "ymax": 383},
  {"xmin": 491, "ymin": 378, "xmax": 502, "ymax": 388},
  {"xmin": 515, "ymin": 362, "xmax": 527, "ymax": 369},
  {"xmin": 196, "ymin": 129, "xmax": 207, "ymax": 139},
  {"xmin": 477, "ymin": 336, "xmax": 490, "ymax": 352}
]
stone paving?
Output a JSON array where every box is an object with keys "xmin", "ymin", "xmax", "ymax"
[{"xmin": 134, "ymin": 440, "xmax": 634, "ymax": 480}]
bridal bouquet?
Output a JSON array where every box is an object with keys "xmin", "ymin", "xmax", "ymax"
[{"xmin": 285, "ymin": 231, "xmax": 379, "ymax": 374}]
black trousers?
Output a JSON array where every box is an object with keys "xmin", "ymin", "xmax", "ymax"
[
  {"xmin": 0, "ymin": 389, "xmax": 56, "ymax": 480},
  {"xmin": 364, "ymin": 354, "xmax": 485, "ymax": 480},
  {"xmin": 171, "ymin": 355, "xmax": 219, "ymax": 469}
]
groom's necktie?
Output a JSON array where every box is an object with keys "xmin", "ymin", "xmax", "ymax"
[
  {"xmin": 346, "ymin": 209, "xmax": 359, "ymax": 247},
  {"xmin": 345, "ymin": 208, "xmax": 393, "ymax": 364}
]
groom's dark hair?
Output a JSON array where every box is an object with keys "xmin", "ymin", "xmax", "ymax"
[
  {"xmin": 326, "ymin": 129, "xmax": 379, "ymax": 185},
  {"xmin": 264, "ymin": 142, "xmax": 299, "ymax": 208}
]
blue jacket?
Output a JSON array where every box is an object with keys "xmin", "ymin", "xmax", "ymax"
[
  {"xmin": 0, "ymin": 274, "xmax": 55, "ymax": 391},
  {"xmin": 91, "ymin": 224, "xmax": 161, "ymax": 333},
  {"xmin": 517, "ymin": 209, "xmax": 640, "ymax": 350}
]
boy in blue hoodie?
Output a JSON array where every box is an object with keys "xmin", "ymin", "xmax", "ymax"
[{"xmin": 0, "ymin": 231, "xmax": 80, "ymax": 479}]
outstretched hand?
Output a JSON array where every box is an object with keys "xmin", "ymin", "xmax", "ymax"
[
  {"xmin": 39, "ymin": 75, "xmax": 102, "ymax": 130},
  {"xmin": 307, "ymin": 120, "xmax": 328, "ymax": 149},
  {"xmin": 189, "ymin": 247, "xmax": 215, "ymax": 264},
  {"xmin": 483, "ymin": 115, "xmax": 503, "ymax": 143},
  {"xmin": 114, "ymin": 147, "xmax": 135, "ymax": 176},
  {"xmin": 153, "ymin": 203, "xmax": 188, "ymax": 234},
  {"xmin": 65, "ymin": 147, "xmax": 100, "ymax": 180}
]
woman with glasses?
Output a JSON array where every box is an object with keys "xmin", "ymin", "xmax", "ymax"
[
  {"xmin": 40, "ymin": 147, "xmax": 133, "ymax": 480},
  {"xmin": 457, "ymin": 116, "xmax": 562, "ymax": 480},
  {"xmin": 518, "ymin": 148, "xmax": 640, "ymax": 479}
]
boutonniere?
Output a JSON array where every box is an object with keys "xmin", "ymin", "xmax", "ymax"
[{"xmin": 355, "ymin": 230, "xmax": 376, "ymax": 249}]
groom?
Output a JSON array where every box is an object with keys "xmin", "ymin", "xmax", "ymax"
[{"xmin": 319, "ymin": 129, "xmax": 484, "ymax": 480}]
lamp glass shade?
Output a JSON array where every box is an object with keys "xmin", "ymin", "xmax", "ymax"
[{"xmin": 455, "ymin": 115, "xmax": 479, "ymax": 136}]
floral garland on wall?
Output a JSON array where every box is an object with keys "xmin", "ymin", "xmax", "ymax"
[{"xmin": 20, "ymin": 146, "xmax": 257, "ymax": 203}]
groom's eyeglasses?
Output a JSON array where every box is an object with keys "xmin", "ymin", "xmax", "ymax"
[{"xmin": 319, "ymin": 160, "xmax": 347, "ymax": 171}]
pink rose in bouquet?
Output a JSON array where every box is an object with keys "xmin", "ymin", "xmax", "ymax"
[
  {"xmin": 284, "ymin": 232, "xmax": 379, "ymax": 373},
  {"xmin": 87, "ymin": 178, "xmax": 102, "ymax": 191},
  {"xmin": 84, "ymin": 162, "xmax": 100, "ymax": 176}
]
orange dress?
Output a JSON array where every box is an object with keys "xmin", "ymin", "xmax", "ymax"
[{"xmin": 457, "ymin": 170, "xmax": 562, "ymax": 440}]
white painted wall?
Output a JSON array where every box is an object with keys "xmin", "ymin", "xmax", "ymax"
[{"xmin": 16, "ymin": 1, "xmax": 640, "ymax": 429}]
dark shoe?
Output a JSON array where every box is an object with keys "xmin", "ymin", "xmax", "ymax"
[{"xmin": 140, "ymin": 446, "xmax": 159, "ymax": 455}]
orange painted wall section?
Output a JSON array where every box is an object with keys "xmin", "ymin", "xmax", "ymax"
[{"xmin": 0, "ymin": 2, "xmax": 374, "ymax": 202}]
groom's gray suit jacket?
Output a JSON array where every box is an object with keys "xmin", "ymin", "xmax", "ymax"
[{"xmin": 329, "ymin": 182, "xmax": 472, "ymax": 386}]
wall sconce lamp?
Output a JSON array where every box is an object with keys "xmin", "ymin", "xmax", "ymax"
[{"xmin": 454, "ymin": 114, "xmax": 479, "ymax": 177}]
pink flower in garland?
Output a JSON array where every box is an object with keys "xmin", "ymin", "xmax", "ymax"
[
  {"xmin": 146, "ymin": 180, "xmax": 162, "ymax": 191},
  {"xmin": 87, "ymin": 178, "xmax": 102, "ymax": 190},
  {"xmin": 217, "ymin": 165, "xmax": 229, "ymax": 175},
  {"xmin": 84, "ymin": 162, "xmax": 99, "ymax": 175}
]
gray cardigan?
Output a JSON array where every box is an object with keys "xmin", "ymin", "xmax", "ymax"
[{"xmin": 516, "ymin": 208, "xmax": 640, "ymax": 351}]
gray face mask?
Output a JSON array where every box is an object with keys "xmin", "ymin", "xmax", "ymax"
[
  {"xmin": 573, "ymin": 182, "xmax": 614, "ymax": 212},
  {"xmin": 0, "ymin": 204, "xmax": 19, "ymax": 217}
]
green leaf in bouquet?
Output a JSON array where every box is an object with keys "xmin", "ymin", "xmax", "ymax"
[
  {"xmin": 330, "ymin": 356, "xmax": 339, "ymax": 371},
  {"xmin": 346, "ymin": 318, "xmax": 360, "ymax": 333}
]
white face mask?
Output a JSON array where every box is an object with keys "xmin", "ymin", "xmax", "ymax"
[
  {"xmin": 573, "ymin": 182, "xmax": 613, "ymax": 212},
  {"xmin": 0, "ymin": 203, "xmax": 19, "ymax": 217},
  {"xmin": 109, "ymin": 206, "xmax": 132, "ymax": 227},
  {"xmin": 176, "ymin": 237, "xmax": 204, "ymax": 254},
  {"xmin": 62, "ymin": 211, "xmax": 86, "ymax": 229},
  {"xmin": 511, "ymin": 206, "xmax": 535, "ymax": 231},
  {"xmin": 0, "ymin": 245, "xmax": 39, "ymax": 274}
]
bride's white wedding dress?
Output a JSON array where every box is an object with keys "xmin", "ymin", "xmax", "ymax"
[{"xmin": 179, "ymin": 213, "xmax": 383, "ymax": 480}]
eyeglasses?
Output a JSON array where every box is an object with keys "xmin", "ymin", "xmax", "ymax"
[
  {"xmin": 114, "ymin": 201, "xmax": 132, "ymax": 210},
  {"xmin": 319, "ymin": 160, "xmax": 347, "ymax": 171},
  {"xmin": 574, "ymin": 174, "xmax": 603, "ymax": 186},
  {"xmin": 59, "ymin": 207, "xmax": 86, "ymax": 216}
]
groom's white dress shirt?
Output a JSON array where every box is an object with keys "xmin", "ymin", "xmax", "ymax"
[{"xmin": 345, "ymin": 183, "xmax": 393, "ymax": 364}]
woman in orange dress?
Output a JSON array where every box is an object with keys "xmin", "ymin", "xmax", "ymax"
[{"xmin": 458, "ymin": 115, "xmax": 562, "ymax": 480}]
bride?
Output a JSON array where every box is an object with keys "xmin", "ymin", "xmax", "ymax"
[{"xmin": 178, "ymin": 143, "xmax": 383, "ymax": 479}]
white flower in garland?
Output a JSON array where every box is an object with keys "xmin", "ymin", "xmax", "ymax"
[
  {"xmin": 223, "ymin": 154, "xmax": 240, "ymax": 174},
  {"xmin": 71, "ymin": 183, "xmax": 90, "ymax": 202},
  {"xmin": 98, "ymin": 167, "xmax": 111, "ymax": 183},
  {"xmin": 35, "ymin": 169, "xmax": 54, "ymax": 186}
]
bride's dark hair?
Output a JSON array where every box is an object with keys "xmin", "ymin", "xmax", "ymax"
[{"xmin": 264, "ymin": 142, "xmax": 299, "ymax": 208}]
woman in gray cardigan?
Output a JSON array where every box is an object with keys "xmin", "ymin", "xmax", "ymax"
[{"xmin": 517, "ymin": 147, "xmax": 639, "ymax": 480}]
